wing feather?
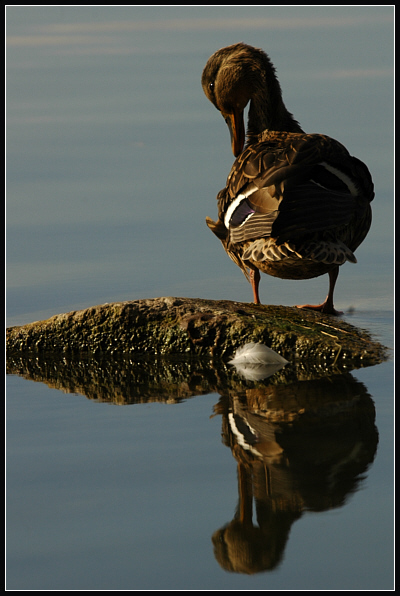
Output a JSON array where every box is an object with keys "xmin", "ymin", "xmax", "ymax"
[{"xmin": 219, "ymin": 132, "xmax": 373, "ymax": 246}]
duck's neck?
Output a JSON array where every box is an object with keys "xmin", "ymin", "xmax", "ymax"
[{"xmin": 246, "ymin": 82, "xmax": 304, "ymax": 145}]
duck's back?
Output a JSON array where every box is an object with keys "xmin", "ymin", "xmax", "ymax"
[{"xmin": 218, "ymin": 131, "xmax": 373, "ymax": 257}]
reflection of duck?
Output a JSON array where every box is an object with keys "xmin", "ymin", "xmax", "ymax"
[
  {"xmin": 212, "ymin": 373, "xmax": 378, "ymax": 574},
  {"xmin": 213, "ymin": 461, "xmax": 300, "ymax": 574},
  {"xmin": 202, "ymin": 43, "xmax": 374, "ymax": 314}
]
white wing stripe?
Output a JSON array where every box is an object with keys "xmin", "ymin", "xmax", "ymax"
[
  {"xmin": 224, "ymin": 183, "xmax": 258, "ymax": 228},
  {"xmin": 320, "ymin": 161, "xmax": 358, "ymax": 196}
]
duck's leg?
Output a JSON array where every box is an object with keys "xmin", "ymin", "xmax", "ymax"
[
  {"xmin": 296, "ymin": 266, "xmax": 343, "ymax": 315},
  {"xmin": 249, "ymin": 268, "xmax": 261, "ymax": 304}
]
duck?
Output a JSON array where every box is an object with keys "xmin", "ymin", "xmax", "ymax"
[{"xmin": 201, "ymin": 42, "xmax": 374, "ymax": 315}]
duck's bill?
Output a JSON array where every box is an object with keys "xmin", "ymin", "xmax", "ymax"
[{"xmin": 223, "ymin": 108, "xmax": 245, "ymax": 157}]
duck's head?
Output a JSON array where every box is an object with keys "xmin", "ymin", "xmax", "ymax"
[{"xmin": 201, "ymin": 42, "xmax": 301, "ymax": 157}]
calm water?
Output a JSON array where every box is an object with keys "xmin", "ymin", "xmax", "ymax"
[{"xmin": 6, "ymin": 6, "xmax": 394, "ymax": 590}]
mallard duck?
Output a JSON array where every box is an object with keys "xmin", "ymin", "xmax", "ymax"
[{"xmin": 202, "ymin": 43, "xmax": 374, "ymax": 315}]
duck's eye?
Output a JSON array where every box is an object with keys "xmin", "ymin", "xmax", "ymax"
[{"xmin": 209, "ymin": 82, "xmax": 215, "ymax": 91}]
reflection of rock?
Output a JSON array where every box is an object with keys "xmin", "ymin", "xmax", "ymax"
[
  {"xmin": 6, "ymin": 354, "xmax": 219, "ymax": 404},
  {"xmin": 6, "ymin": 297, "xmax": 387, "ymax": 366},
  {"xmin": 5, "ymin": 349, "xmax": 379, "ymax": 407},
  {"xmin": 212, "ymin": 375, "xmax": 378, "ymax": 574}
]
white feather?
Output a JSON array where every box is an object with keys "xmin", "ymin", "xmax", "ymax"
[
  {"xmin": 230, "ymin": 362, "xmax": 286, "ymax": 381},
  {"xmin": 229, "ymin": 342, "xmax": 288, "ymax": 365}
]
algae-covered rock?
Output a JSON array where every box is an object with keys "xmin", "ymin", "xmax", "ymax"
[{"xmin": 6, "ymin": 297, "xmax": 387, "ymax": 368}]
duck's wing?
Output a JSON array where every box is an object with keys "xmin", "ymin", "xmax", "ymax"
[{"xmin": 217, "ymin": 132, "xmax": 374, "ymax": 247}]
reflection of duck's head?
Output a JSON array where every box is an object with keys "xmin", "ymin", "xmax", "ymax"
[
  {"xmin": 212, "ymin": 517, "xmax": 291, "ymax": 574},
  {"xmin": 212, "ymin": 374, "xmax": 379, "ymax": 574}
]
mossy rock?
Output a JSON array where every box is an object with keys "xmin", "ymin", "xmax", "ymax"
[{"xmin": 6, "ymin": 297, "xmax": 387, "ymax": 369}]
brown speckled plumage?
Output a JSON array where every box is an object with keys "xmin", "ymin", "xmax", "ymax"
[{"xmin": 202, "ymin": 43, "xmax": 374, "ymax": 314}]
